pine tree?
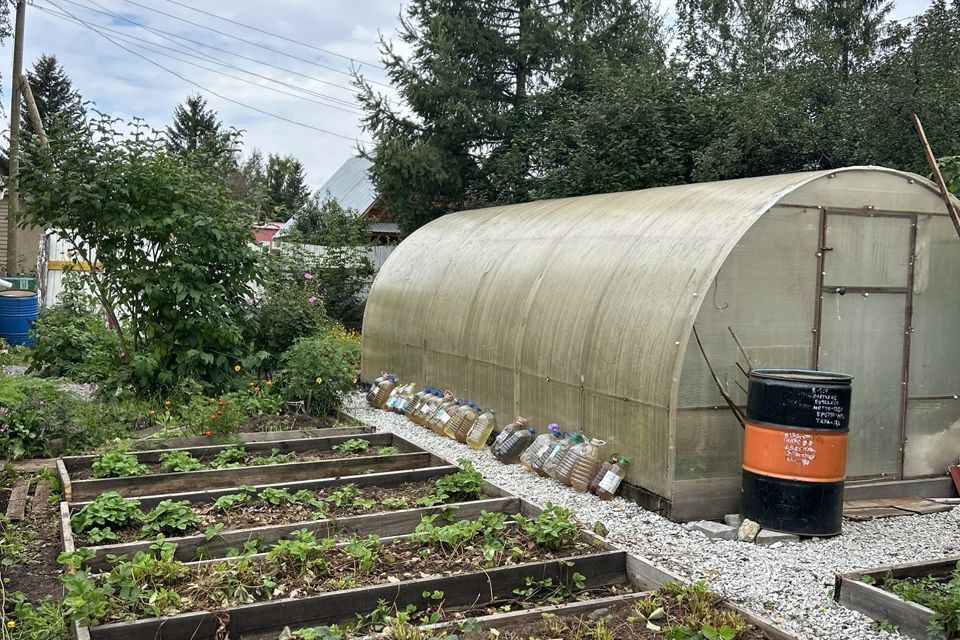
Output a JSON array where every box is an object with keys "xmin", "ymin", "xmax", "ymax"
[
  {"xmin": 22, "ymin": 54, "xmax": 85, "ymax": 137},
  {"xmin": 166, "ymin": 94, "xmax": 237, "ymax": 166}
]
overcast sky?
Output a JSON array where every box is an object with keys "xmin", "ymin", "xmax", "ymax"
[{"xmin": 0, "ymin": 0, "xmax": 936, "ymax": 191}]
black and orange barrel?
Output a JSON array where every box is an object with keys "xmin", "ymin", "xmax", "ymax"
[{"xmin": 740, "ymin": 369, "xmax": 853, "ymax": 537}]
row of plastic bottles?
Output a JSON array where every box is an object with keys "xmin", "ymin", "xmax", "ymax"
[
  {"xmin": 367, "ymin": 377, "xmax": 500, "ymax": 449},
  {"xmin": 492, "ymin": 421, "xmax": 629, "ymax": 499},
  {"xmin": 365, "ymin": 374, "xmax": 629, "ymax": 499}
]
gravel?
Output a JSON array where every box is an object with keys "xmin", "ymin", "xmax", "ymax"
[
  {"xmin": 1, "ymin": 364, "xmax": 98, "ymax": 400},
  {"xmin": 345, "ymin": 392, "xmax": 959, "ymax": 640}
]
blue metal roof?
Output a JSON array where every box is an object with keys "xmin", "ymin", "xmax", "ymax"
[{"xmin": 280, "ymin": 156, "xmax": 377, "ymax": 233}]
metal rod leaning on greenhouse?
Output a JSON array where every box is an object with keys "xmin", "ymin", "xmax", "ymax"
[
  {"xmin": 912, "ymin": 113, "xmax": 960, "ymax": 240},
  {"xmin": 692, "ymin": 325, "xmax": 745, "ymax": 427}
]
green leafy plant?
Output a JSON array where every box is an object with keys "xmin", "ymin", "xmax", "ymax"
[
  {"xmin": 213, "ymin": 492, "xmax": 251, "ymax": 512},
  {"xmin": 343, "ymin": 534, "xmax": 381, "ymax": 575},
  {"xmin": 378, "ymin": 446, "xmax": 399, "ymax": 456},
  {"xmin": 332, "ymin": 438, "xmax": 370, "ymax": 454},
  {"xmin": 71, "ymin": 492, "xmax": 143, "ymax": 534},
  {"xmin": 91, "ymin": 451, "xmax": 149, "ymax": 478},
  {"xmin": 159, "ymin": 450, "xmax": 203, "ymax": 472},
  {"xmin": 265, "ymin": 529, "xmax": 334, "ymax": 575},
  {"xmin": 381, "ymin": 497, "xmax": 409, "ymax": 510},
  {"xmin": 249, "ymin": 448, "xmax": 295, "ymax": 466},
  {"xmin": 512, "ymin": 504, "xmax": 580, "ymax": 551},
  {"xmin": 4, "ymin": 591, "xmax": 69, "ymax": 640},
  {"xmin": 210, "ymin": 447, "xmax": 249, "ymax": 469},
  {"xmin": 141, "ymin": 500, "xmax": 200, "ymax": 536},
  {"xmin": 885, "ymin": 562, "xmax": 960, "ymax": 638},
  {"xmin": 277, "ymin": 330, "xmax": 359, "ymax": 417}
]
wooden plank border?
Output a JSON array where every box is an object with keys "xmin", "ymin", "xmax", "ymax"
[
  {"xmin": 67, "ymin": 451, "xmax": 443, "ymax": 501},
  {"xmin": 78, "ymin": 496, "xmax": 520, "ymax": 571},
  {"xmin": 82, "ymin": 551, "xmax": 627, "ymax": 640},
  {"xmin": 834, "ymin": 556, "xmax": 959, "ymax": 639},
  {"xmin": 132, "ymin": 425, "xmax": 375, "ymax": 450}
]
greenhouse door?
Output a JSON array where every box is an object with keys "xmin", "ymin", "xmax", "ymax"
[{"xmin": 815, "ymin": 211, "xmax": 914, "ymax": 480}]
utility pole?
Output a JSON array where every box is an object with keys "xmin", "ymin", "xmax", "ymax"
[{"xmin": 7, "ymin": 0, "xmax": 26, "ymax": 275}]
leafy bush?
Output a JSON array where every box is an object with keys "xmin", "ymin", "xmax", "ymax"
[
  {"xmin": 28, "ymin": 270, "xmax": 118, "ymax": 383},
  {"xmin": 277, "ymin": 329, "xmax": 359, "ymax": 417},
  {"xmin": 71, "ymin": 492, "xmax": 143, "ymax": 533},
  {"xmin": 0, "ymin": 377, "xmax": 84, "ymax": 461},
  {"xmin": 159, "ymin": 451, "xmax": 203, "ymax": 473},
  {"xmin": 141, "ymin": 500, "xmax": 200, "ymax": 536},
  {"xmin": 91, "ymin": 451, "xmax": 149, "ymax": 478}
]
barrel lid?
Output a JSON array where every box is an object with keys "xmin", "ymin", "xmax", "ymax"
[
  {"xmin": 0, "ymin": 290, "xmax": 37, "ymax": 298},
  {"xmin": 748, "ymin": 368, "xmax": 852, "ymax": 384}
]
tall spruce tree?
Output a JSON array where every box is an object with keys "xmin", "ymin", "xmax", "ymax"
[
  {"xmin": 265, "ymin": 154, "xmax": 311, "ymax": 221},
  {"xmin": 166, "ymin": 94, "xmax": 237, "ymax": 167},
  {"xmin": 23, "ymin": 54, "xmax": 85, "ymax": 137},
  {"xmin": 358, "ymin": 0, "xmax": 666, "ymax": 235}
]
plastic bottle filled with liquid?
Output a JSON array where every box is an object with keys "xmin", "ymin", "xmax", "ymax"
[
  {"xmin": 399, "ymin": 384, "xmax": 420, "ymax": 414},
  {"xmin": 588, "ymin": 455, "xmax": 618, "ymax": 494},
  {"xmin": 418, "ymin": 389, "xmax": 443, "ymax": 426},
  {"xmin": 407, "ymin": 387, "xmax": 431, "ymax": 419},
  {"xmin": 542, "ymin": 432, "xmax": 581, "ymax": 479},
  {"xmin": 494, "ymin": 427, "xmax": 536, "ymax": 464},
  {"xmin": 384, "ymin": 382, "xmax": 405, "ymax": 411},
  {"xmin": 372, "ymin": 376, "xmax": 397, "ymax": 409},
  {"xmin": 520, "ymin": 423, "xmax": 561, "ymax": 472},
  {"xmin": 596, "ymin": 456, "xmax": 631, "ymax": 500},
  {"xmin": 466, "ymin": 409, "xmax": 497, "ymax": 449},
  {"xmin": 554, "ymin": 434, "xmax": 591, "ymax": 485},
  {"xmin": 569, "ymin": 438, "xmax": 607, "ymax": 492},
  {"xmin": 491, "ymin": 417, "xmax": 527, "ymax": 454},
  {"xmin": 366, "ymin": 373, "xmax": 390, "ymax": 405},
  {"xmin": 429, "ymin": 392, "xmax": 457, "ymax": 435},
  {"xmin": 451, "ymin": 403, "xmax": 480, "ymax": 442},
  {"xmin": 444, "ymin": 401, "xmax": 472, "ymax": 440}
]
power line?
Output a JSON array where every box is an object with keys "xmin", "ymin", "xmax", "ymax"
[
  {"xmin": 43, "ymin": 0, "xmax": 371, "ymax": 143},
  {"xmin": 35, "ymin": 5, "xmax": 363, "ymax": 115},
  {"xmin": 113, "ymin": 0, "xmax": 392, "ymax": 87},
  {"xmin": 159, "ymin": 0, "xmax": 385, "ymax": 69},
  {"xmin": 37, "ymin": 3, "xmax": 362, "ymax": 113},
  {"xmin": 47, "ymin": 0, "xmax": 364, "ymax": 95}
]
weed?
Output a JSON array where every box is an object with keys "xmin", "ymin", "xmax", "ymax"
[
  {"xmin": 2, "ymin": 592, "xmax": 68, "ymax": 639},
  {"xmin": 91, "ymin": 451, "xmax": 149, "ymax": 478},
  {"xmin": 885, "ymin": 562, "xmax": 960, "ymax": 638}
]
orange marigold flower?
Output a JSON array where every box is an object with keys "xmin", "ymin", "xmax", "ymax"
[{"xmin": 204, "ymin": 431, "xmax": 212, "ymax": 437}]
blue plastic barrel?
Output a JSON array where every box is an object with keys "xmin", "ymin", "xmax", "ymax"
[{"xmin": 0, "ymin": 290, "xmax": 39, "ymax": 346}]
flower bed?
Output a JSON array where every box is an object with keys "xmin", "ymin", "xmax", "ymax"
[
  {"xmin": 57, "ymin": 433, "xmax": 434, "ymax": 500},
  {"xmin": 835, "ymin": 556, "xmax": 960, "ymax": 639}
]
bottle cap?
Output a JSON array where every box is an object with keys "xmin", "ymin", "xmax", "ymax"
[
  {"xmin": 619, "ymin": 456, "xmax": 631, "ymax": 466},
  {"xmin": 515, "ymin": 416, "xmax": 528, "ymax": 426},
  {"xmin": 548, "ymin": 423, "xmax": 560, "ymax": 434},
  {"xmin": 527, "ymin": 427, "xmax": 536, "ymax": 434}
]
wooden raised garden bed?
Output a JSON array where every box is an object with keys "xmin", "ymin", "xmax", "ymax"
[
  {"xmin": 67, "ymin": 495, "xmax": 685, "ymax": 640},
  {"xmin": 834, "ymin": 556, "xmax": 960, "ymax": 639},
  {"xmin": 132, "ymin": 424, "xmax": 375, "ymax": 450},
  {"xmin": 60, "ymin": 464, "xmax": 518, "ymax": 571},
  {"xmin": 57, "ymin": 433, "xmax": 435, "ymax": 501}
]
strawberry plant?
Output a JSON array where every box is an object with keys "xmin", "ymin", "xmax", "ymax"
[
  {"xmin": 141, "ymin": 500, "xmax": 200, "ymax": 536},
  {"xmin": 158, "ymin": 450, "xmax": 203, "ymax": 473},
  {"xmin": 418, "ymin": 459, "xmax": 484, "ymax": 506},
  {"xmin": 332, "ymin": 438, "xmax": 369, "ymax": 454},
  {"xmin": 380, "ymin": 497, "xmax": 408, "ymax": 510},
  {"xmin": 91, "ymin": 451, "xmax": 149, "ymax": 478},
  {"xmin": 210, "ymin": 447, "xmax": 248, "ymax": 469},
  {"xmin": 249, "ymin": 448, "xmax": 295, "ymax": 466},
  {"xmin": 213, "ymin": 492, "xmax": 251, "ymax": 512},
  {"xmin": 511, "ymin": 504, "xmax": 580, "ymax": 551},
  {"xmin": 377, "ymin": 446, "xmax": 399, "ymax": 456},
  {"xmin": 71, "ymin": 492, "xmax": 143, "ymax": 537}
]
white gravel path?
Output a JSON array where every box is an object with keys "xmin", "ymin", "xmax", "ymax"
[{"xmin": 345, "ymin": 392, "xmax": 959, "ymax": 640}]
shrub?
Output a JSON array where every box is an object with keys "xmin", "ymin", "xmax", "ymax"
[
  {"xmin": 0, "ymin": 377, "xmax": 85, "ymax": 461},
  {"xmin": 28, "ymin": 270, "xmax": 118, "ymax": 383},
  {"xmin": 277, "ymin": 328, "xmax": 359, "ymax": 417}
]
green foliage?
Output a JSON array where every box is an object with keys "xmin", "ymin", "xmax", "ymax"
[
  {"xmin": 159, "ymin": 450, "xmax": 203, "ymax": 473},
  {"xmin": 249, "ymin": 448, "xmax": 295, "ymax": 466},
  {"xmin": 0, "ymin": 376, "xmax": 95, "ymax": 461},
  {"xmin": 4, "ymin": 592, "xmax": 69, "ymax": 640},
  {"xmin": 657, "ymin": 582, "xmax": 746, "ymax": 639},
  {"xmin": 213, "ymin": 492, "xmax": 251, "ymax": 512},
  {"xmin": 91, "ymin": 451, "xmax": 149, "ymax": 478},
  {"xmin": 277, "ymin": 330, "xmax": 360, "ymax": 417},
  {"xmin": 29, "ymin": 271, "xmax": 118, "ymax": 382},
  {"xmin": 380, "ymin": 497, "xmax": 409, "ymax": 510},
  {"xmin": 265, "ymin": 529, "xmax": 335, "ymax": 575},
  {"xmin": 0, "ymin": 513, "xmax": 34, "ymax": 566},
  {"xmin": 23, "ymin": 53, "xmax": 85, "ymax": 139},
  {"xmin": 885, "ymin": 562, "xmax": 960, "ymax": 638},
  {"xmin": 166, "ymin": 93, "xmax": 238, "ymax": 170},
  {"xmin": 71, "ymin": 492, "xmax": 143, "ymax": 534},
  {"xmin": 939, "ymin": 156, "xmax": 960, "ymax": 196},
  {"xmin": 378, "ymin": 446, "xmax": 399, "ymax": 457},
  {"xmin": 426, "ymin": 459, "xmax": 484, "ymax": 504},
  {"xmin": 284, "ymin": 196, "xmax": 374, "ymax": 325},
  {"xmin": 19, "ymin": 112, "xmax": 265, "ymax": 393},
  {"xmin": 266, "ymin": 154, "xmax": 312, "ymax": 221},
  {"xmin": 141, "ymin": 500, "xmax": 200, "ymax": 536},
  {"xmin": 332, "ymin": 438, "xmax": 370, "ymax": 454},
  {"xmin": 210, "ymin": 447, "xmax": 248, "ymax": 469},
  {"xmin": 412, "ymin": 511, "xmax": 507, "ymax": 554},
  {"xmin": 511, "ymin": 504, "xmax": 580, "ymax": 550}
]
